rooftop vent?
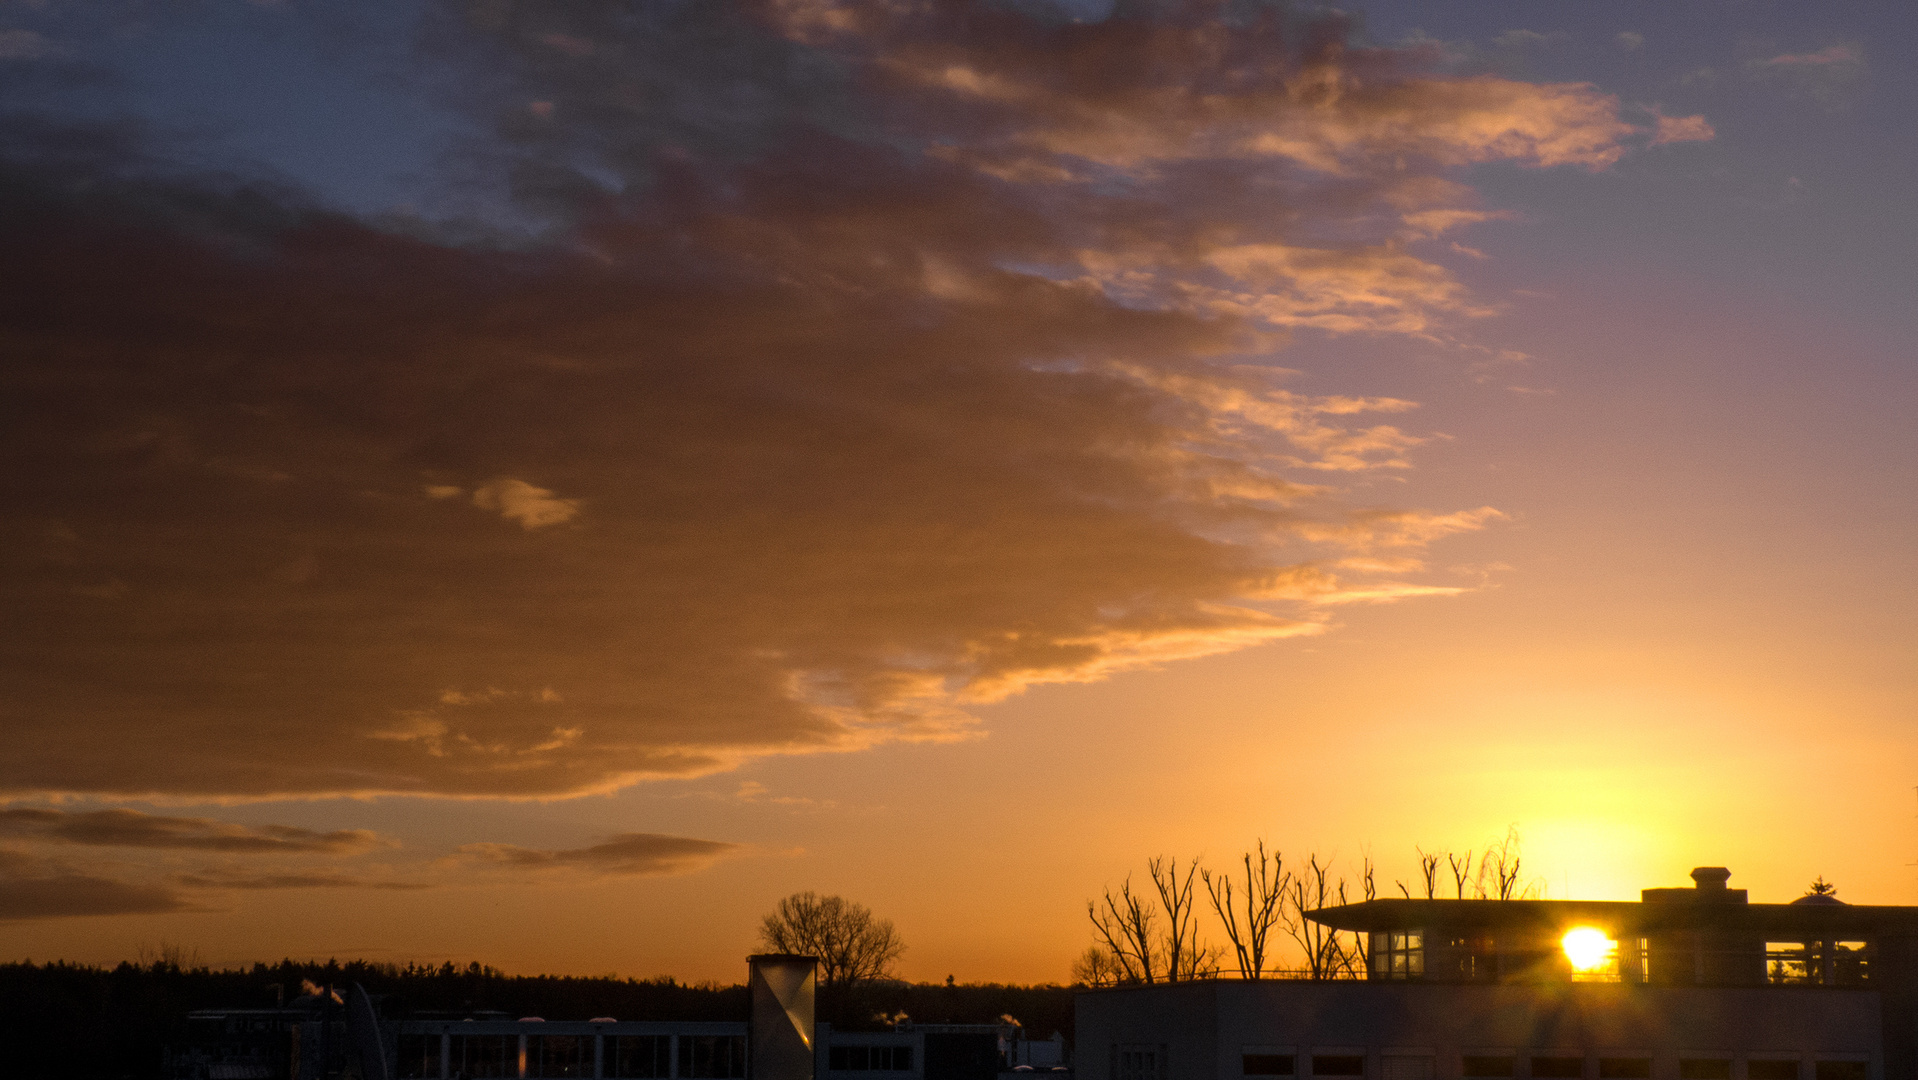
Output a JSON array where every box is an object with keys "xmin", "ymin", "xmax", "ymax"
[
  {"xmin": 1642, "ymin": 866, "xmax": 1748, "ymax": 904},
  {"xmin": 1691, "ymin": 866, "xmax": 1732, "ymax": 891}
]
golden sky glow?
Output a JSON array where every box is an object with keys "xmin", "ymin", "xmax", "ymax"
[{"xmin": 0, "ymin": 0, "xmax": 1914, "ymax": 983}]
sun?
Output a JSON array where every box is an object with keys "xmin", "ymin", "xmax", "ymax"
[{"xmin": 1561, "ymin": 927, "xmax": 1615, "ymax": 973}]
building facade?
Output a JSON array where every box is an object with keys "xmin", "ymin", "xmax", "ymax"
[{"xmin": 1077, "ymin": 869, "xmax": 1918, "ymax": 1080}]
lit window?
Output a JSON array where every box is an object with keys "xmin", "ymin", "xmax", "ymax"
[
  {"xmin": 1768, "ymin": 941, "xmax": 1871, "ymax": 985},
  {"xmin": 1766, "ymin": 943, "xmax": 1812, "ymax": 985},
  {"xmin": 1831, "ymin": 942, "xmax": 1870, "ymax": 985},
  {"xmin": 1370, "ymin": 931, "xmax": 1423, "ymax": 980}
]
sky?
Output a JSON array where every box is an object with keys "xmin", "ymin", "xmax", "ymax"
[{"xmin": 0, "ymin": 0, "xmax": 1913, "ymax": 986}]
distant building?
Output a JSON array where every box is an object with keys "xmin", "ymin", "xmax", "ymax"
[
  {"xmin": 167, "ymin": 958, "xmax": 1067, "ymax": 1080},
  {"xmin": 1077, "ymin": 868, "xmax": 1915, "ymax": 1080}
]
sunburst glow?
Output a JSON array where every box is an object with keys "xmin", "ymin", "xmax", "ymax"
[{"xmin": 1562, "ymin": 927, "xmax": 1616, "ymax": 973}]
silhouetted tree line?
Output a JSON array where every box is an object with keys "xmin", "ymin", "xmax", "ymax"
[{"xmin": 0, "ymin": 956, "xmax": 1072, "ymax": 1080}]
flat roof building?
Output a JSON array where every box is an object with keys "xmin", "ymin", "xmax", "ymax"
[{"xmin": 1077, "ymin": 868, "xmax": 1918, "ymax": 1080}]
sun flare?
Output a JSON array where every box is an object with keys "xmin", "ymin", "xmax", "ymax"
[{"xmin": 1561, "ymin": 927, "xmax": 1616, "ymax": 972}]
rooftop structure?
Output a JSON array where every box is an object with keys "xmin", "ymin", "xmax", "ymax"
[
  {"xmin": 1077, "ymin": 868, "xmax": 1918, "ymax": 1080},
  {"xmin": 1311, "ymin": 867, "xmax": 1911, "ymax": 988}
]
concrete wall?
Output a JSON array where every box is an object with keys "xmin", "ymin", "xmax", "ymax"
[{"xmin": 1076, "ymin": 982, "xmax": 1881, "ymax": 1080}]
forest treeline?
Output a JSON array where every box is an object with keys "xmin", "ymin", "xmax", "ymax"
[{"xmin": 0, "ymin": 956, "xmax": 1073, "ymax": 1080}]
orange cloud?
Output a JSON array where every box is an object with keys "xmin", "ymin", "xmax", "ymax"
[
  {"xmin": 0, "ymin": 1, "xmax": 1628, "ymax": 801},
  {"xmin": 454, "ymin": 833, "xmax": 743, "ymax": 876},
  {"xmin": 1650, "ymin": 111, "xmax": 1715, "ymax": 146}
]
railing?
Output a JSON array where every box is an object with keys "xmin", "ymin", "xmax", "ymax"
[{"xmin": 1078, "ymin": 949, "xmax": 1871, "ymax": 989}]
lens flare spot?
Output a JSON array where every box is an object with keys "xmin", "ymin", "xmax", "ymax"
[{"xmin": 1562, "ymin": 926, "xmax": 1615, "ymax": 972}]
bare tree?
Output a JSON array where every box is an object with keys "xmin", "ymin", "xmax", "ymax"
[
  {"xmin": 1347, "ymin": 856, "xmax": 1376, "ymax": 974},
  {"xmin": 1477, "ymin": 826, "xmax": 1541, "ymax": 900},
  {"xmin": 1281, "ymin": 853, "xmax": 1362, "ymax": 979},
  {"xmin": 1202, "ymin": 841, "xmax": 1288, "ymax": 979},
  {"xmin": 1088, "ymin": 857, "xmax": 1218, "ymax": 984},
  {"xmin": 1416, "ymin": 847, "xmax": 1441, "ymax": 899},
  {"xmin": 1088, "ymin": 875, "xmax": 1160, "ymax": 983},
  {"xmin": 1070, "ymin": 944, "xmax": 1127, "ymax": 987},
  {"xmin": 758, "ymin": 892, "xmax": 905, "ymax": 1011},
  {"xmin": 1448, "ymin": 849, "xmax": 1475, "ymax": 898},
  {"xmin": 1150, "ymin": 856, "xmax": 1218, "ymax": 980}
]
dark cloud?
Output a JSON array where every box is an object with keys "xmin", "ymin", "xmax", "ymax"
[
  {"xmin": 0, "ymin": 808, "xmax": 385, "ymax": 853},
  {"xmin": 454, "ymin": 833, "xmax": 744, "ymax": 876},
  {"xmin": 172, "ymin": 871, "xmax": 429, "ymax": 891},
  {"xmin": 0, "ymin": 1, "xmax": 1646, "ymax": 800},
  {"xmin": 0, "ymin": 850, "xmax": 193, "ymax": 920}
]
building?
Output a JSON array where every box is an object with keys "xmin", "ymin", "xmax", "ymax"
[
  {"xmin": 381, "ymin": 1019, "xmax": 1017, "ymax": 1080},
  {"xmin": 1077, "ymin": 868, "xmax": 1918, "ymax": 1080},
  {"xmin": 168, "ymin": 956, "xmax": 1065, "ymax": 1080}
]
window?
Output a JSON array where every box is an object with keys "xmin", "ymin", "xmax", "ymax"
[
  {"xmin": 1463, "ymin": 1058, "xmax": 1514, "ymax": 1079},
  {"xmin": 398, "ymin": 1034, "xmax": 439, "ymax": 1079},
  {"xmin": 611, "ymin": 1036, "xmax": 671, "ymax": 1078},
  {"xmin": 1533, "ymin": 1058, "xmax": 1583, "ymax": 1078},
  {"xmin": 1767, "ymin": 942, "xmax": 1871, "ymax": 985},
  {"xmin": 1312, "ymin": 1056, "xmax": 1365, "ymax": 1077},
  {"xmin": 1381, "ymin": 1056, "xmax": 1432, "ymax": 1080},
  {"xmin": 1449, "ymin": 937, "xmax": 1499, "ymax": 982},
  {"xmin": 1115, "ymin": 1045, "xmax": 1164, "ymax": 1080},
  {"xmin": 832, "ymin": 1046, "xmax": 914, "ymax": 1071},
  {"xmin": 453, "ymin": 1036, "xmax": 514, "ymax": 1079},
  {"xmin": 1830, "ymin": 942, "xmax": 1870, "ymax": 985},
  {"xmin": 530, "ymin": 1035, "xmax": 586, "ymax": 1079},
  {"xmin": 680, "ymin": 1036, "xmax": 747, "ymax": 1079},
  {"xmin": 1244, "ymin": 1055, "xmax": 1295, "ymax": 1076},
  {"xmin": 1621, "ymin": 938, "xmax": 1650, "ymax": 983},
  {"xmin": 1598, "ymin": 1060, "xmax": 1651, "ymax": 1079},
  {"xmin": 1747, "ymin": 1063, "xmax": 1799, "ymax": 1080},
  {"xmin": 1680, "ymin": 1061, "xmax": 1731, "ymax": 1080},
  {"xmin": 1813, "ymin": 1064, "xmax": 1866, "ymax": 1080},
  {"xmin": 1371, "ymin": 932, "xmax": 1424, "ymax": 980},
  {"xmin": 1766, "ymin": 943, "xmax": 1812, "ymax": 984}
]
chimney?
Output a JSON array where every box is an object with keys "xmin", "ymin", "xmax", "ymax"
[
  {"xmin": 1642, "ymin": 866, "xmax": 1747, "ymax": 904},
  {"xmin": 1691, "ymin": 867, "xmax": 1732, "ymax": 892},
  {"xmin": 748, "ymin": 954, "xmax": 817, "ymax": 1080}
]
